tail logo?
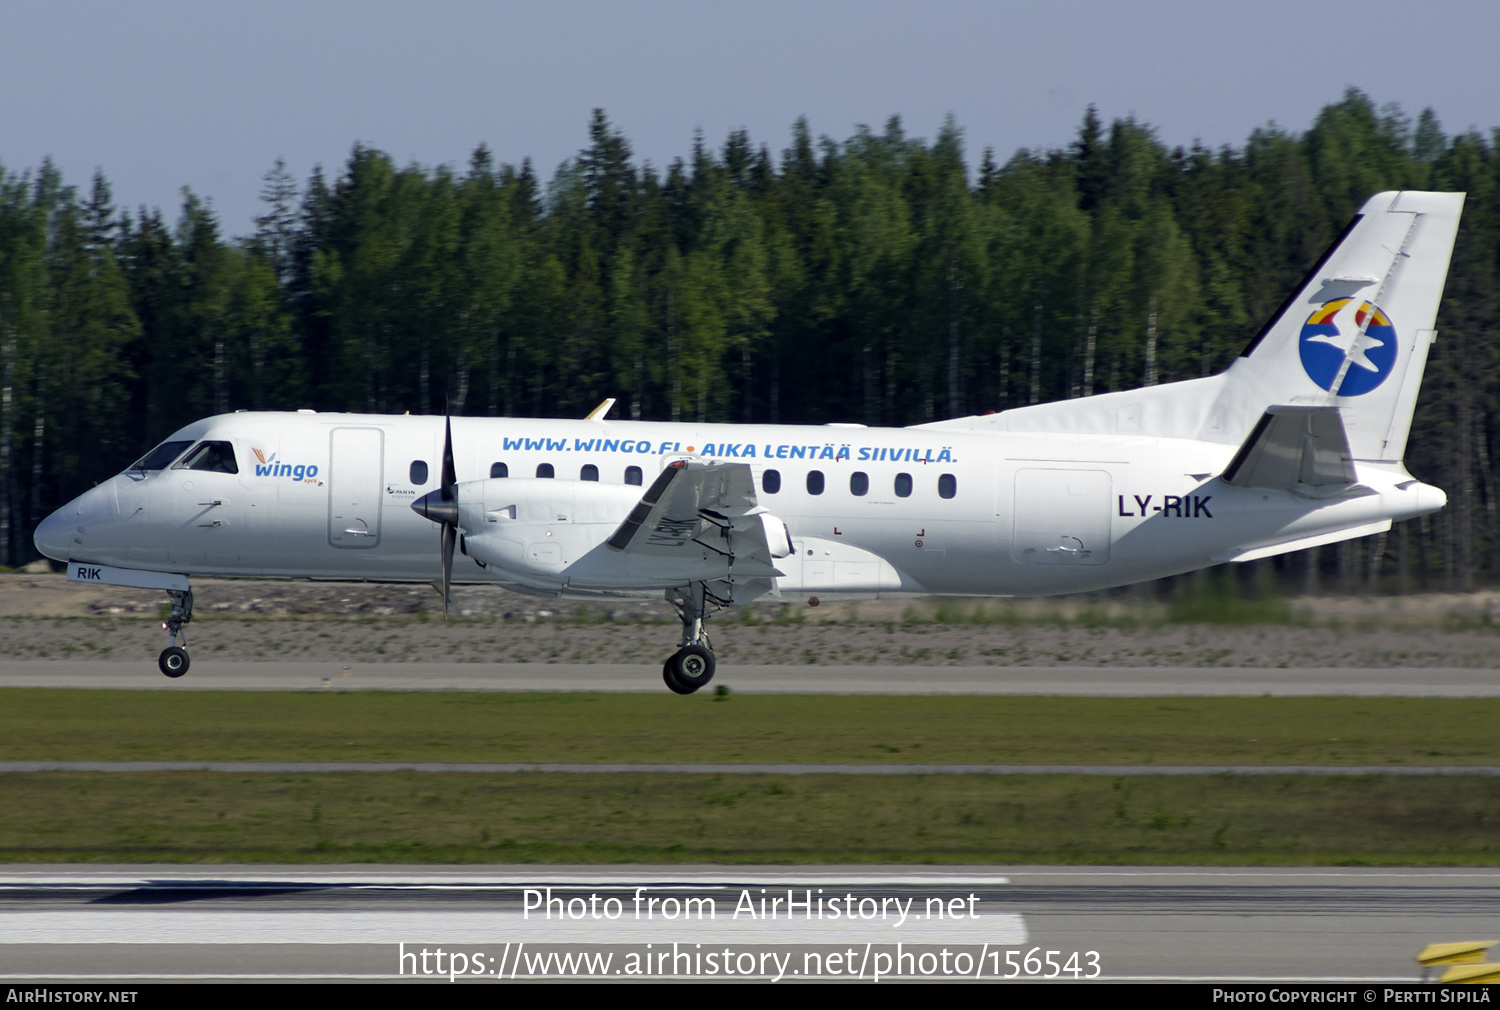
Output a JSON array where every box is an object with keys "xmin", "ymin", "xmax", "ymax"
[{"xmin": 1298, "ymin": 298, "xmax": 1398, "ymax": 396}]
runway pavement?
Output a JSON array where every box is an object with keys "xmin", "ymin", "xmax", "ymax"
[
  {"xmin": 0, "ymin": 866, "xmax": 1491, "ymax": 982},
  {"xmin": 2, "ymin": 660, "xmax": 1499, "ymax": 694}
]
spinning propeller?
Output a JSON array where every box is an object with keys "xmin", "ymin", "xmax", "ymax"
[{"xmin": 411, "ymin": 414, "xmax": 458, "ymax": 619}]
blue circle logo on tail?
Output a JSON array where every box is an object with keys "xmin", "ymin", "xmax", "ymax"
[{"xmin": 1298, "ymin": 298, "xmax": 1398, "ymax": 396}]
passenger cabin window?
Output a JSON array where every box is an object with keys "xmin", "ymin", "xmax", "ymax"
[
  {"xmin": 850, "ymin": 471, "xmax": 869, "ymax": 496},
  {"xmin": 762, "ymin": 469, "xmax": 782, "ymax": 494},
  {"xmin": 176, "ymin": 441, "xmax": 238, "ymax": 474},
  {"xmin": 409, "ymin": 460, "xmax": 429, "ymax": 485},
  {"xmin": 625, "ymin": 465, "xmax": 643, "ymax": 486},
  {"xmin": 938, "ymin": 473, "xmax": 957, "ymax": 499},
  {"xmin": 490, "ymin": 462, "xmax": 508, "ymax": 478},
  {"xmin": 807, "ymin": 470, "xmax": 825, "ymax": 495},
  {"xmin": 894, "ymin": 472, "xmax": 913, "ymax": 498},
  {"xmin": 536, "ymin": 463, "xmax": 555, "ymax": 478},
  {"xmin": 580, "ymin": 464, "xmax": 599, "ymax": 481},
  {"xmin": 130, "ymin": 440, "xmax": 193, "ymax": 472}
]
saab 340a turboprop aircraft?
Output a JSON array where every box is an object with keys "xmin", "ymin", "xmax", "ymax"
[{"xmin": 34, "ymin": 191, "xmax": 1462, "ymax": 693}]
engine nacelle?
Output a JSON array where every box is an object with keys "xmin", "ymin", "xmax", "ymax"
[
  {"xmin": 758, "ymin": 512, "xmax": 793, "ymax": 558},
  {"xmin": 454, "ymin": 478, "xmax": 636, "ymax": 584}
]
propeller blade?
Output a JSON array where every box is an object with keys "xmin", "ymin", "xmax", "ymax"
[
  {"xmin": 441, "ymin": 413, "xmax": 456, "ymax": 620},
  {"xmin": 442, "ymin": 413, "xmax": 456, "ymax": 495},
  {"xmin": 440, "ymin": 522, "xmax": 455, "ymax": 620},
  {"xmin": 414, "ymin": 413, "xmax": 461, "ymax": 621}
]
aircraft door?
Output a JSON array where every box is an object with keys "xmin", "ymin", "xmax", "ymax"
[
  {"xmin": 1011, "ymin": 468, "xmax": 1111, "ymax": 566},
  {"xmin": 328, "ymin": 427, "xmax": 383, "ymax": 548}
]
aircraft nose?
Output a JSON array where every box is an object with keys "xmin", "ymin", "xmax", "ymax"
[
  {"xmin": 33, "ymin": 482, "xmax": 120, "ymax": 562},
  {"xmin": 33, "ymin": 507, "xmax": 73, "ymax": 562}
]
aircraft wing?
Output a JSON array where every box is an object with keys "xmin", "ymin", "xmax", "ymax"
[
  {"xmin": 605, "ymin": 460, "xmax": 786, "ymax": 577},
  {"xmin": 1220, "ymin": 405, "xmax": 1358, "ymax": 494}
]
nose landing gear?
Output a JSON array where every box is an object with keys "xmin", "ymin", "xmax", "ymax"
[
  {"xmin": 159, "ymin": 646, "xmax": 189, "ymax": 677},
  {"xmin": 158, "ymin": 588, "xmax": 194, "ymax": 678}
]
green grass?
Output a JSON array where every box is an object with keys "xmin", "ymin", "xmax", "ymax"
[
  {"xmin": 2, "ymin": 690, "xmax": 1497, "ymax": 767},
  {"xmin": 1167, "ymin": 586, "xmax": 1299, "ymax": 625},
  {"xmin": 6, "ymin": 689, "xmax": 1497, "ymax": 864},
  {"xmin": 3, "ymin": 772, "xmax": 1496, "ymax": 865},
  {"xmin": 899, "ymin": 583, "xmax": 1305, "ymax": 628},
  {"xmin": 902, "ymin": 599, "xmax": 1137, "ymax": 627}
]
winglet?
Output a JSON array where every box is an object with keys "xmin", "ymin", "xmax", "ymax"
[{"xmin": 585, "ymin": 398, "xmax": 616, "ymax": 421}]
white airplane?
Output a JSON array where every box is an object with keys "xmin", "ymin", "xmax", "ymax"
[{"xmin": 35, "ymin": 191, "xmax": 1462, "ymax": 693}]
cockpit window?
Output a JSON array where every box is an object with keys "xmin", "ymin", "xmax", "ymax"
[
  {"xmin": 129, "ymin": 440, "xmax": 193, "ymax": 472},
  {"xmin": 175, "ymin": 441, "xmax": 239, "ymax": 474}
]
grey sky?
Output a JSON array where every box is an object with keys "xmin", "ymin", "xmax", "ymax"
[{"xmin": 4, "ymin": 0, "xmax": 1496, "ymax": 238}]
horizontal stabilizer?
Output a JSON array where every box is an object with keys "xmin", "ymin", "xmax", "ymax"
[
  {"xmin": 1221, "ymin": 406, "xmax": 1356, "ymax": 494},
  {"xmin": 1210, "ymin": 519, "xmax": 1391, "ymax": 563}
]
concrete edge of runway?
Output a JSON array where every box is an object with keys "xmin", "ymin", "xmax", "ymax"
[
  {"xmin": 0, "ymin": 660, "xmax": 1497, "ymax": 695},
  {"xmin": 8, "ymin": 863, "xmax": 1500, "ymax": 881}
]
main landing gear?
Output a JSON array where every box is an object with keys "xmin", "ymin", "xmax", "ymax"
[
  {"xmin": 158, "ymin": 588, "xmax": 194, "ymax": 678},
  {"xmin": 662, "ymin": 583, "xmax": 718, "ymax": 695}
]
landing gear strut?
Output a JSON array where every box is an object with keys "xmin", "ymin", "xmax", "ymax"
[
  {"xmin": 663, "ymin": 583, "xmax": 718, "ymax": 694},
  {"xmin": 158, "ymin": 588, "xmax": 194, "ymax": 678}
]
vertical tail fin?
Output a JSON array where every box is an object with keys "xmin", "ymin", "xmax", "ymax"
[{"xmin": 1227, "ymin": 191, "xmax": 1464, "ymax": 464}]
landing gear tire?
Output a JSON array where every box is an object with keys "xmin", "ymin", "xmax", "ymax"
[
  {"xmin": 158, "ymin": 647, "xmax": 190, "ymax": 678},
  {"xmin": 662, "ymin": 660, "xmax": 694, "ymax": 695},
  {"xmin": 664, "ymin": 644, "xmax": 715, "ymax": 694},
  {"xmin": 158, "ymin": 586, "xmax": 194, "ymax": 678}
]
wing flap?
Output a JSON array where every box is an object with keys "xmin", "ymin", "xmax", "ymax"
[{"xmin": 605, "ymin": 460, "xmax": 783, "ymax": 577}]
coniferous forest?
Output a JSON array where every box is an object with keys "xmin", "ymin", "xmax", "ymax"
[{"xmin": 1, "ymin": 89, "xmax": 1497, "ymax": 592}]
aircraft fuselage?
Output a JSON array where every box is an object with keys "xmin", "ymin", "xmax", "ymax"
[{"xmin": 37, "ymin": 410, "xmax": 1441, "ymax": 600}]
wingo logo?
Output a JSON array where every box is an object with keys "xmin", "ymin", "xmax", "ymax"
[
  {"xmin": 1298, "ymin": 298, "xmax": 1398, "ymax": 396},
  {"xmin": 251, "ymin": 448, "xmax": 320, "ymax": 482}
]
